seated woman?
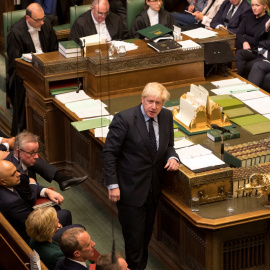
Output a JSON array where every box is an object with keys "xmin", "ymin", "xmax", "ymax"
[
  {"xmin": 131, "ymin": 0, "xmax": 177, "ymax": 39},
  {"xmin": 235, "ymin": 0, "xmax": 270, "ymax": 51},
  {"xmin": 26, "ymin": 207, "xmax": 65, "ymax": 270}
]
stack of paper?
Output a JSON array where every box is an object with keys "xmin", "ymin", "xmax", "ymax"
[
  {"xmin": 211, "ymin": 84, "xmax": 259, "ymax": 95},
  {"xmin": 182, "ymin": 27, "xmax": 217, "ymax": 39},
  {"xmin": 55, "ymin": 90, "xmax": 90, "ymax": 104},
  {"xmin": 176, "ymin": 144, "xmax": 225, "ymax": 171},
  {"xmin": 65, "ymin": 99, "xmax": 109, "ymax": 119},
  {"xmin": 174, "ymin": 138, "xmax": 194, "ymax": 149},
  {"xmin": 231, "ymin": 90, "xmax": 267, "ymax": 101},
  {"xmin": 111, "ymin": 40, "xmax": 138, "ymax": 51},
  {"xmin": 243, "ymin": 96, "xmax": 270, "ymax": 114},
  {"xmin": 211, "ymin": 78, "xmax": 246, "ymax": 88},
  {"xmin": 177, "ymin": 40, "xmax": 202, "ymax": 50}
]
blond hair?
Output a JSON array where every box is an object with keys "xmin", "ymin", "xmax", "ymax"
[
  {"xmin": 26, "ymin": 207, "xmax": 57, "ymax": 242},
  {"xmin": 142, "ymin": 82, "xmax": 170, "ymax": 103}
]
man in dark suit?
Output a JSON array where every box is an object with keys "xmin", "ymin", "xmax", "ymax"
[
  {"xmin": 210, "ymin": 0, "xmax": 252, "ymax": 34},
  {"xmin": 55, "ymin": 227, "xmax": 96, "ymax": 270},
  {"xmin": 0, "ymin": 160, "xmax": 72, "ymax": 241},
  {"xmin": 70, "ymin": 0, "xmax": 125, "ymax": 45},
  {"xmin": 5, "ymin": 130, "xmax": 86, "ymax": 198},
  {"xmin": 103, "ymin": 82, "xmax": 179, "ymax": 270}
]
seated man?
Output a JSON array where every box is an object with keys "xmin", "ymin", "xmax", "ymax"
[
  {"xmin": 5, "ymin": 131, "xmax": 87, "ymax": 199},
  {"xmin": 7, "ymin": 3, "xmax": 58, "ymax": 136},
  {"xmin": 70, "ymin": 0, "xmax": 125, "ymax": 45},
  {"xmin": 0, "ymin": 160, "xmax": 72, "ymax": 241},
  {"xmin": 131, "ymin": 0, "xmax": 177, "ymax": 39},
  {"xmin": 210, "ymin": 0, "xmax": 252, "ymax": 34},
  {"xmin": 171, "ymin": 0, "xmax": 209, "ymax": 26},
  {"xmin": 55, "ymin": 227, "xmax": 96, "ymax": 270},
  {"xmin": 181, "ymin": 0, "xmax": 225, "ymax": 31},
  {"xmin": 96, "ymin": 253, "xmax": 129, "ymax": 270}
]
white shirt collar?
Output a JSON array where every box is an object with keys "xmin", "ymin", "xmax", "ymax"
[
  {"xmin": 67, "ymin": 258, "xmax": 87, "ymax": 268},
  {"xmin": 148, "ymin": 8, "xmax": 159, "ymax": 17}
]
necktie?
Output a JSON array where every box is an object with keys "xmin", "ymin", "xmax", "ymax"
[
  {"xmin": 148, "ymin": 118, "xmax": 157, "ymax": 158},
  {"xmin": 224, "ymin": 5, "xmax": 235, "ymax": 27}
]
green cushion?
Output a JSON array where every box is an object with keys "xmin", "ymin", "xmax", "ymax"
[
  {"xmin": 70, "ymin": 5, "xmax": 91, "ymax": 28},
  {"xmin": 127, "ymin": 0, "xmax": 145, "ymax": 32},
  {"xmin": 53, "ymin": 23, "xmax": 70, "ymax": 31},
  {"xmin": 3, "ymin": 10, "xmax": 26, "ymax": 52}
]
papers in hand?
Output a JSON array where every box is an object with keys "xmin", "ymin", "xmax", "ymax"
[
  {"xmin": 176, "ymin": 144, "xmax": 225, "ymax": 171},
  {"xmin": 30, "ymin": 250, "xmax": 41, "ymax": 270}
]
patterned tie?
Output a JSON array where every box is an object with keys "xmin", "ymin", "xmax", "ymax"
[
  {"xmin": 148, "ymin": 118, "xmax": 157, "ymax": 158},
  {"xmin": 224, "ymin": 5, "xmax": 235, "ymax": 27}
]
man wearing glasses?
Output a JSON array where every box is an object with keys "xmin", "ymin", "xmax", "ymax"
[
  {"xmin": 5, "ymin": 131, "xmax": 87, "ymax": 202},
  {"xmin": 70, "ymin": 0, "xmax": 125, "ymax": 45},
  {"xmin": 131, "ymin": 0, "xmax": 177, "ymax": 39},
  {"xmin": 7, "ymin": 3, "xmax": 58, "ymax": 136}
]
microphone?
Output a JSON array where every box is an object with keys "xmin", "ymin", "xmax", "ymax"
[
  {"xmin": 211, "ymin": 124, "xmax": 233, "ymax": 136},
  {"xmin": 76, "ymin": 81, "xmax": 82, "ymax": 93}
]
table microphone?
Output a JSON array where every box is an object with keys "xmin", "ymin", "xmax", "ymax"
[{"xmin": 211, "ymin": 124, "xmax": 233, "ymax": 136}]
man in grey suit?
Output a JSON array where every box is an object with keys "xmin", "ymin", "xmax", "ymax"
[{"xmin": 103, "ymin": 82, "xmax": 179, "ymax": 270}]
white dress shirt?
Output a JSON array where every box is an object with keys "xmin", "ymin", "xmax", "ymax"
[
  {"xmin": 147, "ymin": 8, "xmax": 159, "ymax": 26},
  {"xmin": 91, "ymin": 12, "xmax": 111, "ymax": 41},
  {"xmin": 26, "ymin": 21, "xmax": 43, "ymax": 53}
]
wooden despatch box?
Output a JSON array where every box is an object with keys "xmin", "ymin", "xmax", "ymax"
[{"xmin": 164, "ymin": 164, "xmax": 233, "ymax": 206}]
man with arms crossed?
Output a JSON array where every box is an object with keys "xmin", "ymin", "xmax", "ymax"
[{"xmin": 103, "ymin": 82, "xmax": 179, "ymax": 270}]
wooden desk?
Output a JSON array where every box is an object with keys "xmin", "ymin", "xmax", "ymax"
[{"xmin": 28, "ymin": 39, "xmax": 204, "ymax": 98}]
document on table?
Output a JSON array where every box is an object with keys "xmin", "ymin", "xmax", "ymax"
[
  {"xmin": 55, "ymin": 90, "xmax": 90, "ymax": 104},
  {"xmin": 95, "ymin": 126, "xmax": 109, "ymax": 137},
  {"xmin": 182, "ymin": 27, "xmax": 217, "ymax": 39},
  {"xmin": 65, "ymin": 99, "xmax": 109, "ymax": 119},
  {"xmin": 231, "ymin": 90, "xmax": 267, "ymax": 101},
  {"xmin": 211, "ymin": 78, "xmax": 246, "ymax": 88},
  {"xmin": 243, "ymin": 96, "xmax": 270, "ymax": 114},
  {"xmin": 176, "ymin": 144, "xmax": 225, "ymax": 171},
  {"xmin": 174, "ymin": 138, "xmax": 194, "ymax": 149},
  {"xmin": 177, "ymin": 40, "xmax": 201, "ymax": 50},
  {"xmin": 211, "ymin": 84, "xmax": 259, "ymax": 95}
]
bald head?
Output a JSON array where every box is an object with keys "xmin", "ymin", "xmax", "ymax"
[
  {"xmin": 0, "ymin": 160, "xmax": 20, "ymax": 188},
  {"xmin": 26, "ymin": 3, "xmax": 45, "ymax": 29},
  {"xmin": 91, "ymin": 0, "xmax": 110, "ymax": 23}
]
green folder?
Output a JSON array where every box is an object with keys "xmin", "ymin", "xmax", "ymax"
[
  {"xmin": 71, "ymin": 118, "xmax": 111, "ymax": 132},
  {"xmin": 210, "ymin": 95, "xmax": 233, "ymax": 102},
  {"xmin": 223, "ymin": 107, "xmax": 254, "ymax": 119},
  {"xmin": 137, "ymin": 24, "xmax": 172, "ymax": 39},
  {"xmin": 214, "ymin": 98, "xmax": 244, "ymax": 110},
  {"xmin": 243, "ymin": 122, "xmax": 270, "ymax": 135},
  {"xmin": 231, "ymin": 114, "xmax": 270, "ymax": 126},
  {"xmin": 174, "ymin": 130, "xmax": 185, "ymax": 138}
]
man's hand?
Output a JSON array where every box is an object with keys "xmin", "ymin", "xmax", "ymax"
[
  {"xmin": 108, "ymin": 188, "xmax": 120, "ymax": 202},
  {"xmin": 164, "ymin": 159, "xmax": 179, "ymax": 171},
  {"xmin": 188, "ymin": 5, "xmax": 195, "ymax": 13},
  {"xmin": 243, "ymin": 41, "xmax": 251, "ymax": 50},
  {"xmin": 45, "ymin": 189, "xmax": 64, "ymax": 205},
  {"xmin": 0, "ymin": 151, "xmax": 9, "ymax": 160},
  {"xmin": 2, "ymin": 137, "xmax": 15, "ymax": 150},
  {"xmin": 193, "ymin": 11, "xmax": 203, "ymax": 21}
]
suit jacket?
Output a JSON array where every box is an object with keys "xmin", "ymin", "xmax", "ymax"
[
  {"xmin": 131, "ymin": 8, "xmax": 177, "ymax": 38},
  {"xmin": 0, "ymin": 184, "xmax": 42, "ymax": 241},
  {"xmin": 201, "ymin": 0, "xmax": 225, "ymax": 27},
  {"xmin": 103, "ymin": 105, "xmax": 178, "ymax": 207},
  {"xmin": 29, "ymin": 240, "xmax": 64, "ymax": 270},
  {"xmin": 55, "ymin": 258, "xmax": 88, "ymax": 270},
  {"xmin": 210, "ymin": 0, "xmax": 252, "ymax": 34},
  {"xmin": 5, "ymin": 152, "xmax": 57, "ymax": 205},
  {"xmin": 69, "ymin": 10, "xmax": 124, "ymax": 45}
]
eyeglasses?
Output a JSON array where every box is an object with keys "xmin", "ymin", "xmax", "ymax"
[
  {"xmin": 19, "ymin": 149, "xmax": 40, "ymax": 157},
  {"xmin": 29, "ymin": 15, "xmax": 46, "ymax": 23},
  {"xmin": 148, "ymin": 0, "xmax": 163, "ymax": 2},
  {"xmin": 94, "ymin": 9, "xmax": 109, "ymax": 17}
]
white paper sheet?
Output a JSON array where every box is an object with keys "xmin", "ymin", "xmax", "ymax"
[
  {"xmin": 55, "ymin": 90, "xmax": 91, "ymax": 104},
  {"xmin": 211, "ymin": 78, "xmax": 246, "ymax": 88}
]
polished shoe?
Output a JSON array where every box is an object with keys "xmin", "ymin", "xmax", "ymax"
[{"xmin": 59, "ymin": 176, "xmax": 87, "ymax": 191}]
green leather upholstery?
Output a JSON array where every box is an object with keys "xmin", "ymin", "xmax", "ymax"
[
  {"xmin": 3, "ymin": 9, "xmax": 26, "ymax": 108},
  {"xmin": 3, "ymin": 10, "xmax": 26, "ymax": 53},
  {"xmin": 70, "ymin": 5, "xmax": 91, "ymax": 28},
  {"xmin": 127, "ymin": 0, "xmax": 145, "ymax": 32}
]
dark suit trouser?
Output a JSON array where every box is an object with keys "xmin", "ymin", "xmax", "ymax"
[
  {"xmin": 248, "ymin": 59, "xmax": 270, "ymax": 87},
  {"xmin": 117, "ymin": 191, "xmax": 157, "ymax": 270},
  {"xmin": 235, "ymin": 49, "xmax": 258, "ymax": 78}
]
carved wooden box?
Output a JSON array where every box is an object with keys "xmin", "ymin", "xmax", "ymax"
[{"xmin": 164, "ymin": 164, "xmax": 233, "ymax": 206}]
